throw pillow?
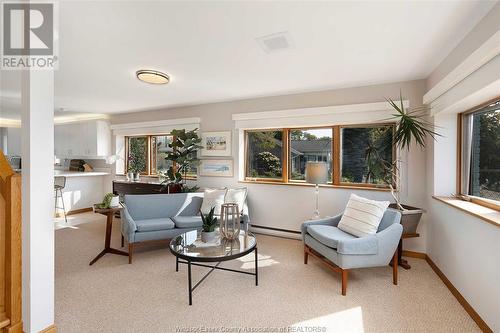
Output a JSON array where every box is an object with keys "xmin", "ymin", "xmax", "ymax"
[
  {"xmin": 337, "ymin": 194, "xmax": 390, "ymax": 238},
  {"xmin": 200, "ymin": 188, "xmax": 227, "ymax": 215},
  {"xmin": 224, "ymin": 187, "xmax": 248, "ymax": 213}
]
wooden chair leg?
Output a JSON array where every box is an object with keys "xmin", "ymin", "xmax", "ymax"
[
  {"xmin": 304, "ymin": 246, "xmax": 309, "ymax": 264},
  {"xmin": 341, "ymin": 269, "xmax": 348, "ymax": 296},
  {"xmin": 392, "ymin": 250, "xmax": 398, "ymax": 285},
  {"xmin": 128, "ymin": 243, "xmax": 134, "ymax": 264},
  {"xmin": 121, "ymin": 235, "xmax": 124, "ymax": 247}
]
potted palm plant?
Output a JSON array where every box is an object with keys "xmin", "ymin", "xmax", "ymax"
[
  {"xmin": 367, "ymin": 93, "xmax": 440, "ymax": 268},
  {"xmin": 200, "ymin": 207, "xmax": 218, "ymax": 243},
  {"xmin": 162, "ymin": 128, "xmax": 203, "ymax": 193}
]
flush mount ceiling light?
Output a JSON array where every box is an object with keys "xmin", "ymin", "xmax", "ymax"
[{"xmin": 136, "ymin": 70, "xmax": 170, "ymax": 85}]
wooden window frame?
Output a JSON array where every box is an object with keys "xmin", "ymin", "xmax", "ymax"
[
  {"xmin": 244, "ymin": 129, "xmax": 287, "ymax": 183},
  {"xmin": 125, "ymin": 135, "xmax": 150, "ymax": 175},
  {"xmin": 125, "ymin": 134, "xmax": 198, "ymax": 179},
  {"xmin": 457, "ymin": 97, "xmax": 500, "ymax": 212},
  {"xmin": 243, "ymin": 123, "xmax": 396, "ymax": 190},
  {"xmin": 338, "ymin": 123, "xmax": 396, "ymax": 189}
]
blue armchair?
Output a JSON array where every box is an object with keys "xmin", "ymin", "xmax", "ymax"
[{"xmin": 301, "ymin": 209, "xmax": 402, "ymax": 295}]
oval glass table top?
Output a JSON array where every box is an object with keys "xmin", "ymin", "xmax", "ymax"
[{"xmin": 170, "ymin": 230, "xmax": 257, "ymax": 262}]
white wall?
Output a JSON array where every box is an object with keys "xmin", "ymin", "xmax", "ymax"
[
  {"xmin": 424, "ymin": 3, "xmax": 500, "ymax": 330},
  {"xmin": 111, "ymin": 79, "xmax": 428, "ymax": 252}
]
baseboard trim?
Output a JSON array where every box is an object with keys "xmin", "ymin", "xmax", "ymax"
[
  {"xmin": 425, "ymin": 256, "xmax": 493, "ymax": 333},
  {"xmin": 67, "ymin": 207, "xmax": 93, "ymax": 215},
  {"xmin": 394, "ymin": 250, "xmax": 492, "ymax": 332},
  {"xmin": 402, "ymin": 250, "xmax": 427, "ymax": 259},
  {"xmin": 39, "ymin": 324, "xmax": 56, "ymax": 333}
]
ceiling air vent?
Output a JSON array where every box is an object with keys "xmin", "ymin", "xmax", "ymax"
[{"xmin": 256, "ymin": 31, "xmax": 292, "ymax": 53}]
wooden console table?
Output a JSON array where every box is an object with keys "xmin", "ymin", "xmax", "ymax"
[
  {"xmin": 89, "ymin": 206, "xmax": 129, "ymax": 265},
  {"xmin": 112, "ymin": 180, "xmax": 169, "ymax": 197}
]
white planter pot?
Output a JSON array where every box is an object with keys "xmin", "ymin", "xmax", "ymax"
[
  {"xmin": 201, "ymin": 231, "xmax": 217, "ymax": 243},
  {"xmin": 110, "ymin": 195, "xmax": 120, "ymax": 208}
]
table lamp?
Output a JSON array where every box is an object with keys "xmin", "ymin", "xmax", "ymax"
[{"xmin": 305, "ymin": 161, "xmax": 328, "ymax": 219}]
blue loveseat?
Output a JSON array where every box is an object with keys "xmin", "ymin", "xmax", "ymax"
[{"xmin": 121, "ymin": 192, "xmax": 250, "ymax": 263}]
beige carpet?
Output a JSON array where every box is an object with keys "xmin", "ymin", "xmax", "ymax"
[{"xmin": 55, "ymin": 213, "xmax": 479, "ymax": 333}]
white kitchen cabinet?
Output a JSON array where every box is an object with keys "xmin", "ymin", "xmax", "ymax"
[{"xmin": 54, "ymin": 120, "xmax": 111, "ymax": 158}]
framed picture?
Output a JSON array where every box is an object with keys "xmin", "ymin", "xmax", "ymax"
[
  {"xmin": 199, "ymin": 159, "xmax": 234, "ymax": 177},
  {"xmin": 201, "ymin": 131, "xmax": 231, "ymax": 156}
]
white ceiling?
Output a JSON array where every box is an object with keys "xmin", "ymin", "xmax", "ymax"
[{"xmin": 0, "ymin": 0, "xmax": 497, "ymax": 116}]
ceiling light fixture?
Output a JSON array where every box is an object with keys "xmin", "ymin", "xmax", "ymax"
[{"xmin": 136, "ymin": 70, "xmax": 170, "ymax": 85}]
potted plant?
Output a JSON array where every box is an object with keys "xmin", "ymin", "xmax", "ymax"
[
  {"xmin": 162, "ymin": 128, "xmax": 203, "ymax": 193},
  {"xmin": 94, "ymin": 193, "xmax": 120, "ymax": 210},
  {"xmin": 367, "ymin": 93, "xmax": 440, "ymax": 268},
  {"xmin": 200, "ymin": 207, "xmax": 218, "ymax": 243}
]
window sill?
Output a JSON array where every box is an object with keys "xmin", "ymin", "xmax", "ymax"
[
  {"xmin": 432, "ymin": 196, "xmax": 500, "ymax": 228},
  {"xmin": 239, "ymin": 180, "xmax": 391, "ymax": 192}
]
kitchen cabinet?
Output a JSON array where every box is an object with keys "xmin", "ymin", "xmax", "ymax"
[{"xmin": 54, "ymin": 120, "xmax": 111, "ymax": 158}]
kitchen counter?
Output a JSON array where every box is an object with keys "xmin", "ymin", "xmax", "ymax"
[{"xmin": 54, "ymin": 170, "xmax": 110, "ymax": 178}]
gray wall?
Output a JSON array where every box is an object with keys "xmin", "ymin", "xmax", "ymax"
[{"xmin": 111, "ymin": 79, "xmax": 428, "ymax": 252}]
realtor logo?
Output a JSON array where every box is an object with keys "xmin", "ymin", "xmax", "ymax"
[{"xmin": 1, "ymin": 1, "xmax": 58, "ymax": 69}]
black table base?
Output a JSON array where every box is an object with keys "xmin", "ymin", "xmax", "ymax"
[{"xmin": 176, "ymin": 247, "xmax": 258, "ymax": 305}]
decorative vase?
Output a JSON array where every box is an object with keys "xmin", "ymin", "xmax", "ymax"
[
  {"xmin": 127, "ymin": 172, "xmax": 134, "ymax": 181},
  {"xmin": 219, "ymin": 203, "xmax": 240, "ymax": 240},
  {"xmin": 201, "ymin": 231, "xmax": 217, "ymax": 243},
  {"xmin": 133, "ymin": 172, "xmax": 140, "ymax": 181}
]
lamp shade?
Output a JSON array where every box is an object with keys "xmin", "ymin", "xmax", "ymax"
[{"xmin": 305, "ymin": 162, "xmax": 328, "ymax": 184}]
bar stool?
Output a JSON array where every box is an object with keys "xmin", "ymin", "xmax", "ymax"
[{"xmin": 54, "ymin": 176, "xmax": 67, "ymax": 223}]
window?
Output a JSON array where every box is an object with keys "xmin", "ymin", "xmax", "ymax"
[
  {"xmin": 246, "ymin": 130, "xmax": 284, "ymax": 180},
  {"xmin": 127, "ymin": 136, "xmax": 148, "ymax": 174},
  {"xmin": 244, "ymin": 124, "xmax": 395, "ymax": 189},
  {"xmin": 289, "ymin": 128, "xmax": 332, "ymax": 181},
  {"xmin": 125, "ymin": 134, "xmax": 196, "ymax": 178},
  {"xmin": 151, "ymin": 135, "xmax": 173, "ymax": 175},
  {"xmin": 341, "ymin": 126, "xmax": 393, "ymax": 185},
  {"xmin": 459, "ymin": 100, "xmax": 500, "ymax": 206}
]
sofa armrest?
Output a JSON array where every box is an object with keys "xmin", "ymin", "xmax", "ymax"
[
  {"xmin": 300, "ymin": 214, "xmax": 342, "ymax": 240},
  {"xmin": 375, "ymin": 223, "xmax": 403, "ymax": 260},
  {"xmin": 121, "ymin": 204, "xmax": 137, "ymax": 243}
]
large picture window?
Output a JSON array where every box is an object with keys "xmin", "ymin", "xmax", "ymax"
[
  {"xmin": 244, "ymin": 124, "xmax": 394, "ymax": 189},
  {"xmin": 459, "ymin": 100, "xmax": 500, "ymax": 206},
  {"xmin": 125, "ymin": 134, "xmax": 196, "ymax": 178}
]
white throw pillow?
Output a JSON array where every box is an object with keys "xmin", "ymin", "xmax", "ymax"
[
  {"xmin": 224, "ymin": 187, "xmax": 248, "ymax": 213},
  {"xmin": 200, "ymin": 188, "xmax": 227, "ymax": 215},
  {"xmin": 337, "ymin": 194, "xmax": 390, "ymax": 238}
]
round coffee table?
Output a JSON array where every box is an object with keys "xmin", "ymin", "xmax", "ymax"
[{"xmin": 169, "ymin": 230, "xmax": 258, "ymax": 305}]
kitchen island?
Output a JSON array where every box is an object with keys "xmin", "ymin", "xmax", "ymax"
[{"xmin": 55, "ymin": 170, "xmax": 112, "ymax": 214}]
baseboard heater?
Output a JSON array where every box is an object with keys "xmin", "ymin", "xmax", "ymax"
[{"xmin": 249, "ymin": 224, "xmax": 301, "ymax": 240}]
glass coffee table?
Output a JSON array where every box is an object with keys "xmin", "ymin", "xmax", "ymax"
[{"xmin": 169, "ymin": 230, "xmax": 258, "ymax": 305}]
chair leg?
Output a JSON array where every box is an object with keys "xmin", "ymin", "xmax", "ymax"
[
  {"xmin": 60, "ymin": 189, "xmax": 67, "ymax": 223},
  {"xmin": 341, "ymin": 269, "xmax": 348, "ymax": 296},
  {"xmin": 304, "ymin": 246, "xmax": 308, "ymax": 264},
  {"xmin": 121, "ymin": 235, "xmax": 124, "ymax": 248},
  {"xmin": 392, "ymin": 250, "xmax": 398, "ymax": 285},
  {"xmin": 128, "ymin": 243, "xmax": 134, "ymax": 264}
]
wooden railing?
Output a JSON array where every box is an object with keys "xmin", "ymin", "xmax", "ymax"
[{"xmin": 0, "ymin": 151, "xmax": 22, "ymax": 333}]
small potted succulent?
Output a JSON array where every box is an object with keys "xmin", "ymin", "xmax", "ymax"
[
  {"xmin": 94, "ymin": 193, "xmax": 120, "ymax": 210},
  {"xmin": 200, "ymin": 207, "xmax": 218, "ymax": 243}
]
